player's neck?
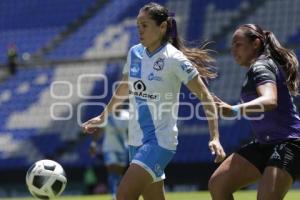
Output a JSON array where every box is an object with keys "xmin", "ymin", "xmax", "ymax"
[{"xmin": 147, "ymin": 42, "xmax": 166, "ymax": 53}]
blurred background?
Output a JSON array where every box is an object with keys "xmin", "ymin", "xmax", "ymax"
[{"xmin": 0, "ymin": 0, "xmax": 300, "ymax": 198}]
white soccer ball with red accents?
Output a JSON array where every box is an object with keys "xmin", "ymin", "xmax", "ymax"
[{"xmin": 26, "ymin": 159, "xmax": 67, "ymax": 199}]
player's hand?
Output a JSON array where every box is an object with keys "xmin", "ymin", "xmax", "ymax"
[
  {"xmin": 209, "ymin": 139, "xmax": 226, "ymax": 163},
  {"xmin": 81, "ymin": 116, "xmax": 104, "ymax": 134},
  {"xmin": 213, "ymin": 95, "xmax": 235, "ymax": 117}
]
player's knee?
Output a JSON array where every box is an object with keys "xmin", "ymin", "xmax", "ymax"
[
  {"xmin": 257, "ymin": 194, "xmax": 282, "ymax": 200},
  {"xmin": 116, "ymin": 190, "xmax": 127, "ymax": 200},
  {"xmin": 116, "ymin": 184, "xmax": 126, "ymax": 200},
  {"xmin": 116, "ymin": 193, "xmax": 123, "ymax": 200},
  {"xmin": 208, "ymin": 174, "xmax": 233, "ymax": 196},
  {"xmin": 116, "ymin": 187, "xmax": 138, "ymax": 200},
  {"xmin": 208, "ymin": 174, "xmax": 222, "ymax": 192},
  {"xmin": 257, "ymin": 190, "xmax": 285, "ymax": 200}
]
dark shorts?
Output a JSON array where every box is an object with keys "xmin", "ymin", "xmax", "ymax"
[{"xmin": 237, "ymin": 139, "xmax": 300, "ymax": 181}]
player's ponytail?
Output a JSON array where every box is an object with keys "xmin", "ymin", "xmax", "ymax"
[
  {"xmin": 240, "ymin": 24, "xmax": 299, "ymax": 96},
  {"xmin": 265, "ymin": 31, "xmax": 299, "ymax": 96},
  {"xmin": 140, "ymin": 2, "xmax": 216, "ymax": 79}
]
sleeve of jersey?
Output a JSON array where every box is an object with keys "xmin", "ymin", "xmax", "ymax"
[
  {"xmin": 171, "ymin": 52, "xmax": 199, "ymax": 84},
  {"xmin": 122, "ymin": 49, "xmax": 131, "ymax": 75},
  {"xmin": 250, "ymin": 64, "xmax": 276, "ymax": 87}
]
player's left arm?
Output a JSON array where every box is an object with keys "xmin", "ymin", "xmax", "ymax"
[
  {"xmin": 236, "ymin": 82, "xmax": 278, "ymax": 114},
  {"xmin": 218, "ymin": 64, "xmax": 278, "ymax": 116},
  {"xmin": 186, "ymin": 74, "xmax": 226, "ymax": 163}
]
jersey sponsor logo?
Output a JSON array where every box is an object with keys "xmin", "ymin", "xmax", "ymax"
[
  {"xmin": 130, "ymin": 47, "xmax": 143, "ymax": 78},
  {"xmin": 153, "ymin": 58, "xmax": 165, "ymax": 71},
  {"xmin": 129, "ymin": 80, "xmax": 158, "ymax": 100},
  {"xmin": 148, "ymin": 73, "xmax": 162, "ymax": 81},
  {"xmin": 181, "ymin": 62, "xmax": 194, "ymax": 74},
  {"xmin": 133, "ymin": 80, "xmax": 146, "ymax": 91},
  {"xmin": 130, "ymin": 59, "xmax": 142, "ymax": 78}
]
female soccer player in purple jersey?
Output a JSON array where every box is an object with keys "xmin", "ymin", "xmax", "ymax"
[
  {"xmin": 82, "ymin": 2, "xmax": 225, "ymax": 200},
  {"xmin": 209, "ymin": 24, "xmax": 300, "ymax": 200}
]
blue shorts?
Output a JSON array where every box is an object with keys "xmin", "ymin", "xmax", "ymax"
[{"xmin": 129, "ymin": 144, "xmax": 176, "ymax": 182}]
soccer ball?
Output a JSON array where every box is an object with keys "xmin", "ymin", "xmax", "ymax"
[{"xmin": 26, "ymin": 159, "xmax": 67, "ymax": 199}]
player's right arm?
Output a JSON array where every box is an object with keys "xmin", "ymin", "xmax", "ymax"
[
  {"xmin": 82, "ymin": 74, "xmax": 129, "ymax": 134},
  {"xmin": 171, "ymin": 51, "xmax": 225, "ymax": 163},
  {"xmin": 186, "ymin": 75, "xmax": 226, "ymax": 163}
]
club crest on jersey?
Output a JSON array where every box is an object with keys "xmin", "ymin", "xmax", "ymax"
[{"xmin": 153, "ymin": 58, "xmax": 165, "ymax": 71}]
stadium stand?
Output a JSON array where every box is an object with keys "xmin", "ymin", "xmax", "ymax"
[
  {"xmin": 0, "ymin": 0, "xmax": 275, "ymax": 168},
  {"xmin": 0, "ymin": 0, "xmax": 98, "ymax": 63},
  {"xmin": 1, "ymin": 0, "xmax": 300, "ymax": 196}
]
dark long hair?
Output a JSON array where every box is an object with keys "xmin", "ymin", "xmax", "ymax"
[
  {"xmin": 140, "ymin": 2, "xmax": 216, "ymax": 79},
  {"xmin": 240, "ymin": 24, "xmax": 299, "ymax": 96}
]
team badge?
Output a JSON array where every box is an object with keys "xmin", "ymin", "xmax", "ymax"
[{"xmin": 153, "ymin": 58, "xmax": 165, "ymax": 71}]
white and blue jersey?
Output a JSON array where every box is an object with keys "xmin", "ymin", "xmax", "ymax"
[
  {"xmin": 123, "ymin": 43, "xmax": 198, "ymax": 182},
  {"xmin": 102, "ymin": 110, "xmax": 129, "ymax": 166},
  {"xmin": 123, "ymin": 43, "xmax": 198, "ymax": 150}
]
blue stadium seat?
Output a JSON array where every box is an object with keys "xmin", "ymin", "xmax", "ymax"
[{"xmin": 1, "ymin": 0, "xmax": 299, "ymax": 169}]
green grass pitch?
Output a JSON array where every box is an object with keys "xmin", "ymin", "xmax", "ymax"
[{"xmin": 3, "ymin": 190, "xmax": 300, "ymax": 200}]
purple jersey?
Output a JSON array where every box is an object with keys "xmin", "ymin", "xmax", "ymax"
[{"xmin": 241, "ymin": 55, "xmax": 300, "ymax": 144}]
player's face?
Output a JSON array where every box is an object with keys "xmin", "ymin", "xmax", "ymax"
[
  {"xmin": 137, "ymin": 11, "xmax": 166, "ymax": 52},
  {"xmin": 231, "ymin": 29, "xmax": 258, "ymax": 67}
]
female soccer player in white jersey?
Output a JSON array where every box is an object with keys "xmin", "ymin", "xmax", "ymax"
[{"xmin": 82, "ymin": 2, "xmax": 226, "ymax": 200}]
